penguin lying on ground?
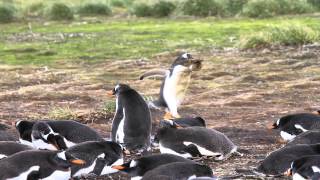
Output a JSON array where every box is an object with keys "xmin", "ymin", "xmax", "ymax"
[
  {"xmin": 107, "ymin": 84, "xmax": 151, "ymax": 153},
  {"xmin": 139, "ymin": 53, "xmax": 202, "ymax": 119},
  {"xmin": 15, "ymin": 120, "xmax": 103, "ymax": 150},
  {"xmin": 66, "ymin": 141, "xmax": 123, "ymax": 177},
  {"xmin": 0, "ymin": 141, "xmax": 32, "ymax": 159},
  {"xmin": 141, "ymin": 162, "xmax": 215, "ymax": 180},
  {"xmin": 285, "ymin": 155, "xmax": 320, "ymax": 180},
  {"xmin": 160, "ymin": 116, "xmax": 206, "ymax": 128},
  {"xmin": 268, "ymin": 113, "xmax": 320, "ymax": 141},
  {"xmin": 286, "ymin": 130, "xmax": 320, "ymax": 146},
  {"xmin": 156, "ymin": 121, "xmax": 239, "ymax": 160},
  {"xmin": 0, "ymin": 150, "xmax": 85, "ymax": 180},
  {"xmin": 111, "ymin": 153, "xmax": 194, "ymax": 179},
  {"xmin": 255, "ymin": 143, "xmax": 320, "ymax": 176}
]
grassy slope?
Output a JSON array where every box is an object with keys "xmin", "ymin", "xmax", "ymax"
[{"xmin": 0, "ymin": 16, "xmax": 319, "ymax": 65}]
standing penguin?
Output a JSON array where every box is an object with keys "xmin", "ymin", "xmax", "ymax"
[
  {"xmin": 141, "ymin": 162, "xmax": 215, "ymax": 180},
  {"xmin": 15, "ymin": 120, "xmax": 103, "ymax": 150},
  {"xmin": 286, "ymin": 155, "xmax": 320, "ymax": 180},
  {"xmin": 0, "ymin": 141, "xmax": 32, "ymax": 159},
  {"xmin": 111, "ymin": 153, "xmax": 194, "ymax": 179},
  {"xmin": 156, "ymin": 122, "xmax": 238, "ymax": 160},
  {"xmin": 107, "ymin": 84, "xmax": 152, "ymax": 153},
  {"xmin": 139, "ymin": 53, "xmax": 202, "ymax": 119},
  {"xmin": 268, "ymin": 113, "xmax": 320, "ymax": 141},
  {"xmin": 66, "ymin": 141, "xmax": 123, "ymax": 177},
  {"xmin": 0, "ymin": 150, "xmax": 85, "ymax": 180}
]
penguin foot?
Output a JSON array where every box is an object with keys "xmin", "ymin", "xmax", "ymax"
[{"xmin": 276, "ymin": 138, "xmax": 287, "ymax": 144}]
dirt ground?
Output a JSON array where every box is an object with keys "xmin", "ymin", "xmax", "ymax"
[{"xmin": 1, "ymin": 45, "xmax": 320, "ymax": 179}]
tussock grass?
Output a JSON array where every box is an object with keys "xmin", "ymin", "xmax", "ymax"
[
  {"xmin": 103, "ymin": 100, "xmax": 116, "ymax": 113},
  {"xmin": 240, "ymin": 25, "xmax": 320, "ymax": 49}
]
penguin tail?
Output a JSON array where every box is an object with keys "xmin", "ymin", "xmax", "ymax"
[{"xmin": 139, "ymin": 69, "xmax": 167, "ymax": 80}]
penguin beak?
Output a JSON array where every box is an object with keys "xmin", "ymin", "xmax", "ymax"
[
  {"xmin": 106, "ymin": 90, "xmax": 115, "ymax": 97},
  {"xmin": 111, "ymin": 165, "xmax": 126, "ymax": 170},
  {"xmin": 313, "ymin": 110, "xmax": 320, "ymax": 115},
  {"xmin": 284, "ymin": 168, "xmax": 292, "ymax": 176},
  {"xmin": 70, "ymin": 159, "xmax": 86, "ymax": 165},
  {"xmin": 267, "ymin": 122, "xmax": 276, "ymax": 130},
  {"xmin": 47, "ymin": 135, "xmax": 61, "ymax": 150}
]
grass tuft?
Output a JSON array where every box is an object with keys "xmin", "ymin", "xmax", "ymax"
[
  {"xmin": 48, "ymin": 106, "xmax": 78, "ymax": 120},
  {"xmin": 240, "ymin": 25, "xmax": 320, "ymax": 49},
  {"xmin": 49, "ymin": 3, "xmax": 73, "ymax": 20},
  {"xmin": 78, "ymin": 3, "xmax": 112, "ymax": 16},
  {"xmin": 103, "ymin": 100, "xmax": 116, "ymax": 114},
  {"xmin": 0, "ymin": 5, "xmax": 15, "ymax": 23}
]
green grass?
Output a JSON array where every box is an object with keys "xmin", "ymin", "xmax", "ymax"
[{"xmin": 0, "ymin": 16, "xmax": 320, "ymax": 65}]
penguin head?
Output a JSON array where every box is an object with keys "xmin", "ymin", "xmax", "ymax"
[
  {"xmin": 268, "ymin": 116, "xmax": 305, "ymax": 136},
  {"xmin": 107, "ymin": 84, "xmax": 132, "ymax": 97},
  {"xmin": 15, "ymin": 120, "xmax": 35, "ymax": 142},
  {"xmin": 171, "ymin": 53, "xmax": 202, "ymax": 71},
  {"xmin": 32, "ymin": 122, "xmax": 64, "ymax": 150},
  {"xmin": 52, "ymin": 151, "xmax": 86, "ymax": 169},
  {"xmin": 100, "ymin": 141, "xmax": 123, "ymax": 165}
]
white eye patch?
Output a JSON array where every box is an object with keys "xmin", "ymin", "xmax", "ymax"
[{"xmin": 57, "ymin": 151, "xmax": 66, "ymax": 160}]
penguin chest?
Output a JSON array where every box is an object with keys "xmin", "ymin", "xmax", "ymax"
[
  {"xmin": 116, "ymin": 109, "xmax": 126, "ymax": 144},
  {"xmin": 73, "ymin": 156, "xmax": 101, "ymax": 177},
  {"xmin": 163, "ymin": 72, "xmax": 191, "ymax": 106},
  {"xmin": 19, "ymin": 138, "xmax": 34, "ymax": 147},
  {"xmin": 7, "ymin": 165, "xmax": 40, "ymax": 180},
  {"xmin": 42, "ymin": 170, "xmax": 71, "ymax": 180}
]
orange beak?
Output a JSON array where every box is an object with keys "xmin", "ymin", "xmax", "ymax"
[
  {"xmin": 313, "ymin": 110, "xmax": 320, "ymax": 115},
  {"xmin": 163, "ymin": 112, "xmax": 180, "ymax": 120},
  {"xmin": 111, "ymin": 165, "xmax": 126, "ymax": 170},
  {"xmin": 106, "ymin": 90, "xmax": 115, "ymax": 97},
  {"xmin": 284, "ymin": 168, "xmax": 292, "ymax": 176},
  {"xmin": 267, "ymin": 122, "xmax": 276, "ymax": 130},
  {"xmin": 70, "ymin": 159, "xmax": 86, "ymax": 165}
]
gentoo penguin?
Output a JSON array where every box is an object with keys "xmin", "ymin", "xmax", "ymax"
[
  {"xmin": 107, "ymin": 84, "xmax": 152, "ymax": 152},
  {"xmin": 156, "ymin": 122, "xmax": 238, "ymax": 160},
  {"xmin": 256, "ymin": 143, "xmax": 320, "ymax": 176},
  {"xmin": 111, "ymin": 153, "xmax": 194, "ymax": 179},
  {"xmin": 285, "ymin": 155, "xmax": 320, "ymax": 180},
  {"xmin": 0, "ymin": 141, "xmax": 32, "ymax": 159},
  {"xmin": 268, "ymin": 113, "xmax": 320, "ymax": 141},
  {"xmin": 286, "ymin": 130, "xmax": 320, "ymax": 146},
  {"xmin": 160, "ymin": 116, "xmax": 206, "ymax": 128},
  {"xmin": 66, "ymin": 141, "xmax": 123, "ymax": 177},
  {"xmin": 141, "ymin": 162, "xmax": 214, "ymax": 180},
  {"xmin": 139, "ymin": 53, "xmax": 202, "ymax": 119},
  {"xmin": 15, "ymin": 120, "xmax": 103, "ymax": 149},
  {"xmin": 0, "ymin": 150, "xmax": 85, "ymax": 180}
]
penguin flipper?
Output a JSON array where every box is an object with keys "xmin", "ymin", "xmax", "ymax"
[
  {"xmin": 27, "ymin": 171, "xmax": 40, "ymax": 180},
  {"xmin": 139, "ymin": 69, "xmax": 168, "ymax": 80}
]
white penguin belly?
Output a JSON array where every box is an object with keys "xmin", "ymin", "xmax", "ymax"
[
  {"xmin": 0, "ymin": 154, "xmax": 7, "ymax": 159},
  {"xmin": 131, "ymin": 176, "xmax": 142, "ymax": 180},
  {"xmin": 292, "ymin": 173, "xmax": 307, "ymax": 180},
  {"xmin": 116, "ymin": 108, "xmax": 125, "ymax": 144},
  {"xmin": 159, "ymin": 143, "xmax": 192, "ymax": 158},
  {"xmin": 63, "ymin": 137, "xmax": 76, "ymax": 148},
  {"xmin": 280, "ymin": 131, "xmax": 296, "ymax": 141},
  {"xmin": 7, "ymin": 165, "xmax": 40, "ymax": 180},
  {"xmin": 101, "ymin": 158, "xmax": 124, "ymax": 175},
  {"xmin": 42, "ymin": 170, "xmax": 71, "ymax": 180},
  {"xmin": 19, "ymin": 138, "xmax": 34, "ymax": 147},
  {"xmin": 183, "ymin": 142, "xmax": 221, "ymax": 156},
  {"xmin": 73, "ymin": 158, "xmax": 99, "ymax": 177},
  {"xmin": 32, "ymin": 137, "xmax": 57, "ymax": 150}
]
